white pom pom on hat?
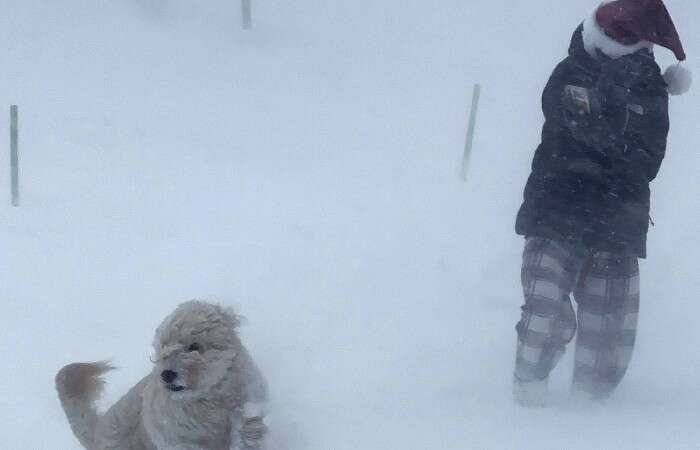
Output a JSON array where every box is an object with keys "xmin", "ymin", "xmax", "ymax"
[{"xmin": 664, "ymin": 64, "xmax": 692, "ymax": 96}]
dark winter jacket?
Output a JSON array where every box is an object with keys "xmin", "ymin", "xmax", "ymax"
[{"xmin": 516, "ymin": 25, "xmax": 669, "ymax": 258}]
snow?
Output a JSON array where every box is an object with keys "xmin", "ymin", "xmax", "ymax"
[{"xmin": 0, "ymin": 1, "xmax": 698, "ymax": 449}]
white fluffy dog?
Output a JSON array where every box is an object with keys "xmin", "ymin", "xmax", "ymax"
[{"xmin": 56, "ymin": 300, "xmax": 268, "ymax": 450}]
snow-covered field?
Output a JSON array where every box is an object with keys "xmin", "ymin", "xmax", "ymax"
[{"xmin": 1, "ymin": 1, "xmax": 698, "ymax": 448}]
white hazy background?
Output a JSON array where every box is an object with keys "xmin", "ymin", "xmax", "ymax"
[{"xmin": 0, "ymin": 1, "xmax": 698, "ymax": 449}]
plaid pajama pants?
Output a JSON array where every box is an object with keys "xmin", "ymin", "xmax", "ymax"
[{"xmin": 514, "ymin": 237, "xmax": 640, "ymax": 398}]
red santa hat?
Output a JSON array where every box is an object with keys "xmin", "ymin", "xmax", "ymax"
[{"xmin": 582, "ymin": 0, "xmax": 692, "ymax": 95}]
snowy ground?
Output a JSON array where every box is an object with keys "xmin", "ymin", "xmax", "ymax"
[{"xmin": 1, "ymin": 1, "xmax": 698, "ymax": 449}]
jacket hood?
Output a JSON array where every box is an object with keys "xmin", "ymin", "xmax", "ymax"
[{"xmin": 568, "ymin": 25, "xmax": 602, "ymax": 72}]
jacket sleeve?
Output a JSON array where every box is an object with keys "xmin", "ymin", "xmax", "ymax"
[{"xmin": 541, "ymin": 61, "xmax": 570, "ymax": 125}]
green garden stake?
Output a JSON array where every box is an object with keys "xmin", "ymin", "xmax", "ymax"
[
  {"xmin": 461, "ymin": 84, "xmax": 481, "ymax": 181},
  {"xmin": 242, "ymin": 0, "xmax": 252, "ymax": 29},
  {"xmin": 10, "ymin": 105, "xmax": 18, "ymax": 207}
]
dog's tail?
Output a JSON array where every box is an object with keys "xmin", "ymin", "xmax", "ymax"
[{"xmin": 56, "ymin": 361, "xmax": 114, "ymax": 450}]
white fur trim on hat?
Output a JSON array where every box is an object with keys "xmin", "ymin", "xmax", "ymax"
[
  {"xmin": 582, "ymin": 3, "xmax": 653, "ymax": 59},
  {"xmin": 664, "ymin": 64, "xmax": 692, "ymax": 95}
]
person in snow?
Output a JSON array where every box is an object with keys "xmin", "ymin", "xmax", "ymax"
[{"xmin": 513, "ymin": 0, "xmax": 691, "ymax": 406}]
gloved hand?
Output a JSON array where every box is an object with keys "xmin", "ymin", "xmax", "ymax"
[
  {"xmin": 561, "ymin": 83, "xmax": 628, "ymax": 151},
  {"xmin": 560, "ymin": 52, "xmax": 653, "ymax": 152}
]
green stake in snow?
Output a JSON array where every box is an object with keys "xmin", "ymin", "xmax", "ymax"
[
  {"xmin": 242, "ymin": 0, "xmax": 252, "ymax": 29},
  {"xmin": 10, "ymin": 105, "xmax": 19, "ymax": 207},
  {"xmin": 460, "ymin": 83, "xmax": 481, "ymax": 181}
]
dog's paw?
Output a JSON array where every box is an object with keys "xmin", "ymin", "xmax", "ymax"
[{"xmin": 240, "ymin": 416, "xmax": 268, "ymax": 449}]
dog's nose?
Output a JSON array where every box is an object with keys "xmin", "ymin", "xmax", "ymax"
[{"xmin": 161, "ymin": 370, "xmax": 178, "ymax": 383}]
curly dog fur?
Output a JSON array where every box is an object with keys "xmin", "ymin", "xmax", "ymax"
[{"xmin": 56, "ymin": 300, "xmax": 268, "ymax": 450}]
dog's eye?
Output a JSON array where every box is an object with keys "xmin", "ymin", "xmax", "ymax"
[{"xmin": 188, "ymin": 342, "xmax": 202, "ymax": 353}]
